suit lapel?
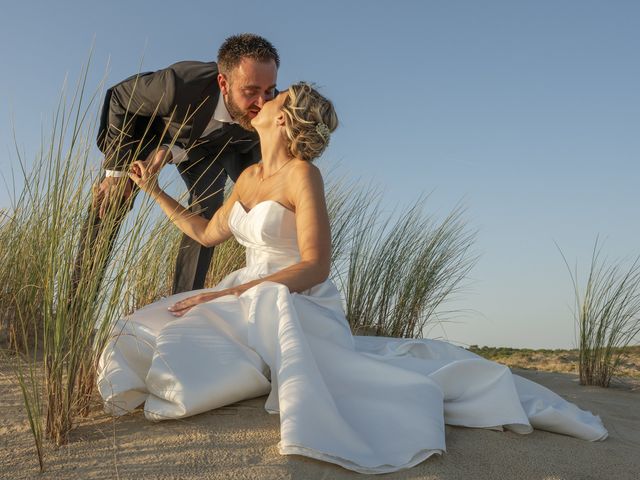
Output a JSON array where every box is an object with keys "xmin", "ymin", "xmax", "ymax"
[{"xmin": 186, "ymin": 87, "xmax": 219, "ymax": 147}]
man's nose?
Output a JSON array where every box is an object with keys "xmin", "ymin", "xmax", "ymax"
[{"xmin": 256, "ymin": 94, "xmax": 270, "ymax": 108}]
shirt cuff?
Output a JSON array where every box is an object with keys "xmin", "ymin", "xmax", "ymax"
[{"xmin": 105, "ymin": 170, "xmax": 126, "ymax": 178}]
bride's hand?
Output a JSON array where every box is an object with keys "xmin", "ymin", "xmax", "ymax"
[
  {"xmin": 129, "ymin": 160, "xmax": 161, "ymax": 196},
  {"xmin": 168, "ymin": 289, "xmax": 238, "ymax": 317}
]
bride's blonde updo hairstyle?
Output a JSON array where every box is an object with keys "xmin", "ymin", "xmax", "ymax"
[{"xmin": 281, "ymin": 82, "xmax": 338, "ymax": 162}]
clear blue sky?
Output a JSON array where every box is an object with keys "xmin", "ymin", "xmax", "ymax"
[{"xmin": 1, "ymin": 0, "xmax": 639, "ymax": 348}]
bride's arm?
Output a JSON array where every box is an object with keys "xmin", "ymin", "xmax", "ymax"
[
  {"xmin": 168, "ymin": 161, "xmax": 331, "ymax": 316},
  {"xmin": 129, "ymin": 160, "xmax": 239, "ymax": 247}
]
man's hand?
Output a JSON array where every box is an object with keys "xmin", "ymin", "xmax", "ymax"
[
  {"xmin": 147, "ymin": 146, "xmax": 172, "ymax": 175},
  {"xmin": 93, "ymin": 176, "xmax": 134, "ymax": 219}
]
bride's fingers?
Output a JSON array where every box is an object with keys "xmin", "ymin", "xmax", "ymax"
[
  {"xmin": 168, "ymin": 293, "xmax": 216, "ymax": 314},
  {"xmin": 168, "ymin": 303, "xmax": 182, "ymax": 312},
  {"xmin": 169, "ymin": 296, "xmax": 201, "ymax": 312},
  {"xmin": 169, "ymin": 305, "xmax": 191, "ymax": 317},
  {"xmin": 130, "ymin": 162, "xmax": 147, "ymax": 182},
  {"xmin": 167, "ymin": 291, "xmax": 229, "ymax": 317},
  {"xmin": 132, "ymin": 160, "xmax": 145, "ymax": 175},
  {"xmin": 168, "ymin": 297, "xmax": 206, "ymax": 317}
]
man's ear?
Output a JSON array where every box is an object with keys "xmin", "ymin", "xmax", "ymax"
[{"xmin": 217, "ymin": 73, "xmax": 229, "ymax": 95}]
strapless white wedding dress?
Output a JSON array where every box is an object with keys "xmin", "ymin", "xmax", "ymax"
[{"xmin": 97, "ymin": 200, "xmax": 607, "ymax": 474}]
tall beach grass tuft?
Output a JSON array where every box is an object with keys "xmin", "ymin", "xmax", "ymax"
[
  {"xmin": 326, "ymin": 181, "xmax": 477, "ymax": 338},
  {"xmin": 560, "ymin": 239, "xmax": 640, "ymax": 387},
  {"xmin": 0, "ymin": 57, "xmax": 191, "ymax": 466}
]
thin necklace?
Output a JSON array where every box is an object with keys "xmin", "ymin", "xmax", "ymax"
[{"xmin": 260, "ymin": 159, "xmax": 293, "ymax": 182}]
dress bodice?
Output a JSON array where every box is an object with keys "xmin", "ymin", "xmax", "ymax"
[{"xmin": 229, "ymin": 200, "xmax": 300, "ymax": 274}]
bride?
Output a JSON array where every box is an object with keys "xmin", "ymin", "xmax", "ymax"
[{"xmin": 98, "ymin": 82, "xmax": 607, "ymax": 474}]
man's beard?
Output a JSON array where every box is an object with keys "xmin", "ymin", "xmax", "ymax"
[{"xmin": 225, "ymin": 90, "xmax": 255, "ymax": 132}]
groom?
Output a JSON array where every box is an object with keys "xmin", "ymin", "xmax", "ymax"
[{"xmin": 76, "ymin": 33, "xmax": 279, "ymax": 294}]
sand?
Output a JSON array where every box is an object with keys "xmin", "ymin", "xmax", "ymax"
[{"xmin": 1, "ymin": 364, "xmax": 638, "ymax": 480}]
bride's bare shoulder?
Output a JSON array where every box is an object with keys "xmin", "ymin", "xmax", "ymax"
[
  {"xmin": 287, "ymin": 159, "xmax": 323, "ymax": 184},
  {"xmin": 286, "ymin": 161, "xmax": 325, "ymax": 208}
]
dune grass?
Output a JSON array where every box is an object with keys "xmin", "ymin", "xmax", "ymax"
[
  {"xmin": 560, "ymin": 241, "xmax": 640, "ymax": 387},
  {"xmin": 0, "ymin": 59, "xmax": 193, "ymax": 466},
  {"xmin": 326, "ymin": 183, "xmax": 477, "ymax": 337}
]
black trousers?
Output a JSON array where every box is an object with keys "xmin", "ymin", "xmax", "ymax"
[
  {"xmin": 72, "ymin": 147, "xmax": 228, "ymax": 300},
  {"xmin": 172, "ymin": 150, "xmax": 227, "ymax": 293}
]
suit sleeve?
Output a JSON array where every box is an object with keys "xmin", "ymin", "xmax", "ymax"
[{"xmin": 100, "ymin": 68, "xmax": 177, "ymax": 170}]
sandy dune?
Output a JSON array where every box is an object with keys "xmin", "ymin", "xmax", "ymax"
[{"xmin": 1, "ymin": 365, "xmax": 638, "ymax": 480}]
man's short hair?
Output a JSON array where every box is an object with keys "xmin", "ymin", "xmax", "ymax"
[{"xmin": 217, "ymin": 33, "xmax": 280, "ymax": 74}]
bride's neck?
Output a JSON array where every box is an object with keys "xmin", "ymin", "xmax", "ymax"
[{"xmin": 259, "ymin": 134, "xmax": 292, "ymax": 176}]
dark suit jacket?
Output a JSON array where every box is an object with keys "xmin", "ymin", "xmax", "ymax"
[{"xmin": 97, "ymin": 61, "xmax": 260, "ymax": 181}]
